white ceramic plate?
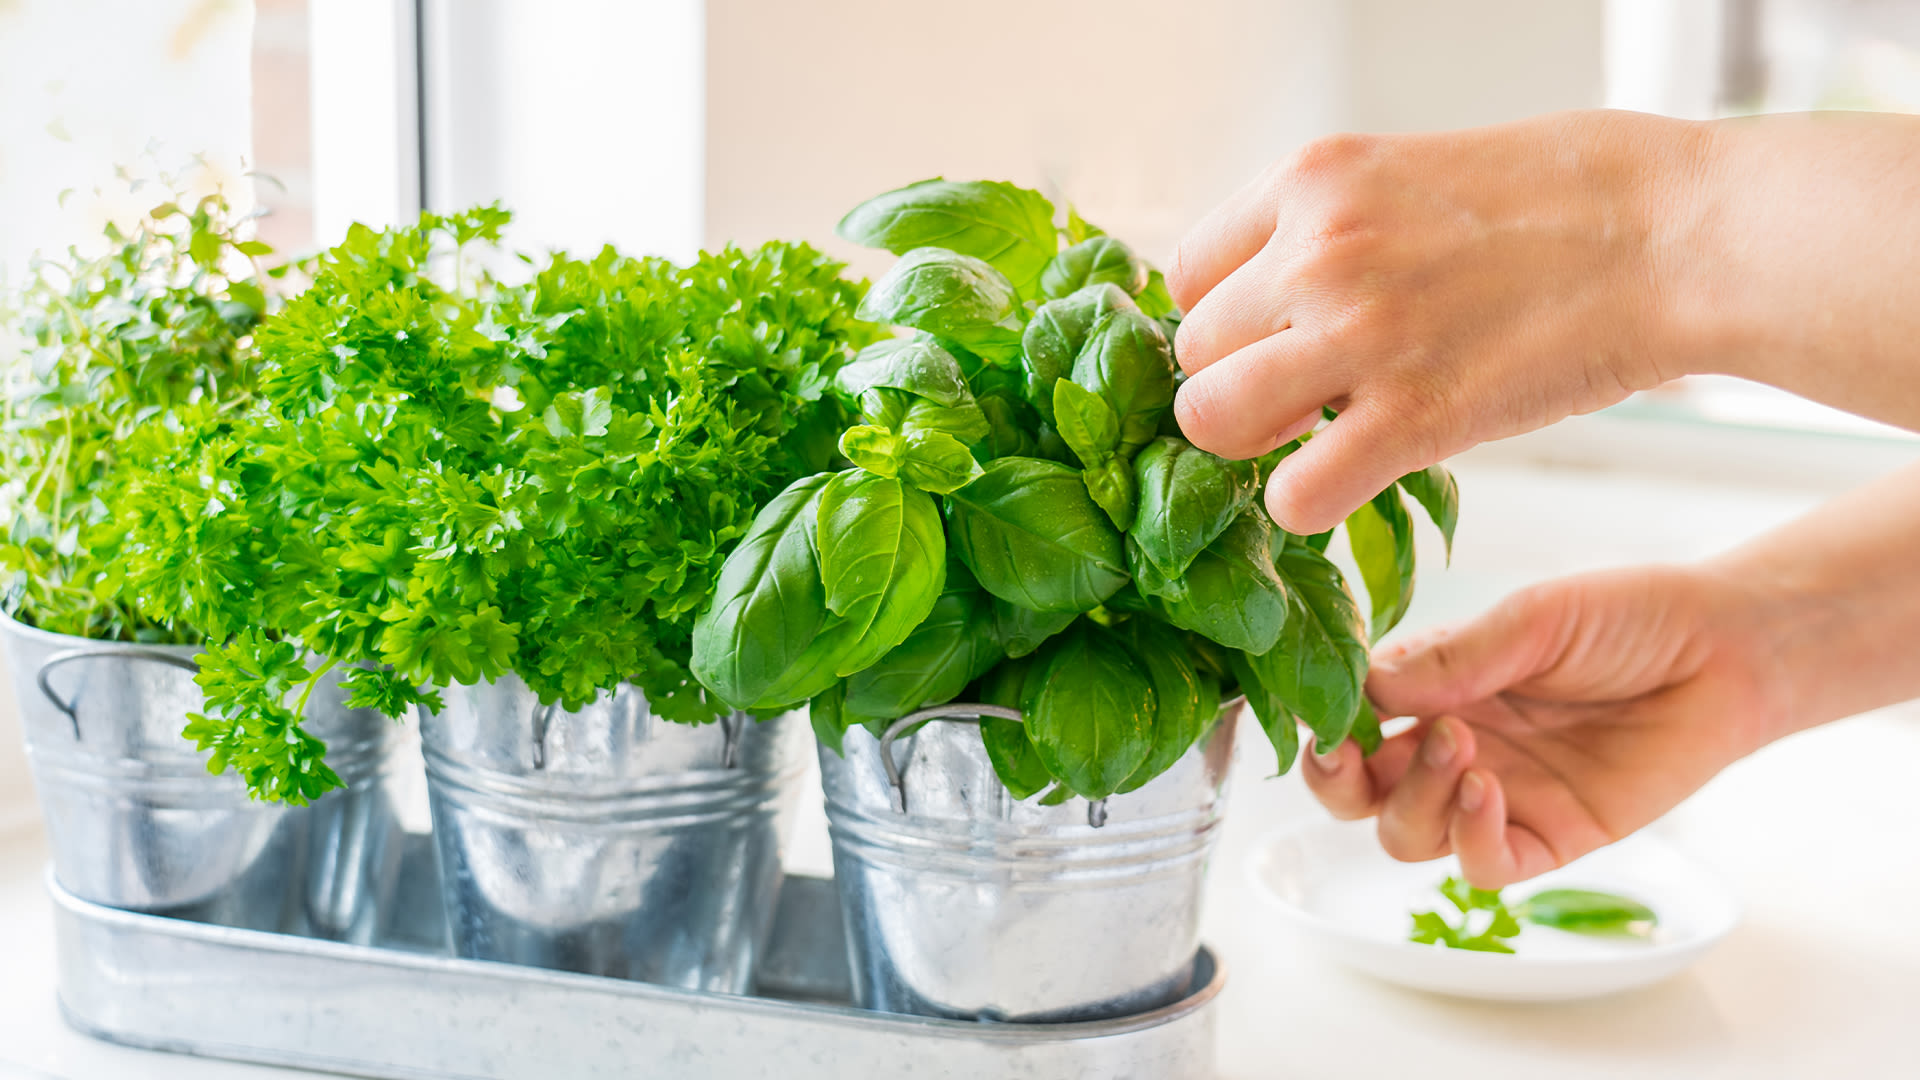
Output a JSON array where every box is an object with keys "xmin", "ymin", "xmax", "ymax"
[{"xmin": 1245, "ymin": 819, "xmax": 1741, "ymax": 1002}]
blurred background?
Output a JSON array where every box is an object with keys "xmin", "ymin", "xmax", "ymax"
[{"xmin": 5, "ymin": 5, "xmax": 1920, "ymax": 1076}]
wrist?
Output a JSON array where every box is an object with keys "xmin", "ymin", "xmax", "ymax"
[{"xmin": 1640, "ymin": 115, "xmax": 1746, "ymax": 384}]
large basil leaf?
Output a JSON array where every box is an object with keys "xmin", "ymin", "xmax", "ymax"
[
  {"xmin": 1022, "ymin": 626, "xmax": 1154, "ymax": 799},
  {"xmin": 843, "ymin": 582, "xmax": 1001, "ymax": 727},
  {"xmin": 1020, "ymin": 283, "xmax": 1135, "ymax": 422},
  {"xmin": 857, "ymin": 247, "xmax": 1024, "ymax": 362},
  {"xmin": 1135, "ymin": 510, "xmax": 1288, "ymax": 654},
  {"xmin": 1071, "ymin": 310, "xmax": 1176, "ymax": 456},
  {"xmin": 690, "ymin": 474, "xmax": 833, "ymax": 709},
  {"xmin": 1129, "ymin": 436, "xmax": 1259, "ymax": 578},
  {"xmin": 1040, "ymin": 236, "xmax": 1148, "ymax": 299},
  {"xmin": 1399, "ymin": 463, "xmax": 1460, "ymax": 561},
  {"xmin": 1347, "ymin": 486, "xmax": 1416, "ymax": 642},
  {"xmin": 836, "ymin": 179, "xmax": 1058, "ymax": 291},
  {"xmin": 838, "ymin": 337, "xmax": 974, "ymax": 407},
  {"xmin": 1249, "ymin": 536, "xmax": 1369, "ymax": 752},
  {"xmin": 946, "ymin": 457, "xmax": 1127, "ymax": 613},
  {"xmin": 814, "ymin": 469, "xmax": 946, "ymax": 677},
  {"xmin": 1229, "ymin": 648, "xmax": 1300, "ymax": 774},
  {"xmin": 1118, "ymin": 620, "xmax": 1219, "ymax": 793},
  {"xmin": 977, "ymin": 658, "xmax": 1054, "ymax": 799},
  {"xmin": 988, "ymin": 595, "xmax": 1077, "ymax": 658}
]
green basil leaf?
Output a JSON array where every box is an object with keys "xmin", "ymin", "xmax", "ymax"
[
  {"xmin": 1020, "ymin": 283, "xmax": 1136, "ymax": 423},
  {"xmin": 857, "ymin": 247, "xmax": 1023, "ymax": 362},
  {"xmin": 1227, "ymin": 648, "xmax": 1300, "ymax": 774},
  {"xmin": 1052, "ymin": 378, "xmax": 1122, "ymax": 468},
  {"xmin": 836, "ymin": 178, "xmax": 1058, "ymax": 291},
  {"xmin": 977, "ymin": 657, "xmax": 1055, "ymax": 799},
  {"xmin": 1129, "ymin": 436, "xmax": 1259, "ymax": 578},
  {"xmin": 838, "ymin": 337, "xmax": 974, "ymax": 407},
  {"xmin": 1136, "ymin": 510, "xmax": 1288, "ymax": 654},
  {"xmin": 691, "ymin": 474, "xmax": 833, "ymax": 709},
  {"xmin": 1517, "ymin": 889, "xmax": 1658, "ymax": 936},
  {"xmin": 1023, "ymin": 625, "xmax": 1154, "ymax": 799},
  {"xmin": 972, "ymin": 390, "xmax": 1038, "ymax": 460},
  {"xmin": 1347, "ymin": 487, "xmax": 1417, "ymax": 642},
  {"xmin": 987, "ymin": 596, "xmax": 1078, "ymax": 658},
  {"xmin": 1063, "ymin": 204, "xmax": 1105, "ymax": 245},
  {"xmin": 1249, "ymin": 538, "xmax": 1369, "ymax": 753},
  {"xmin": 838, "ymin": 425, "xmax": 905, "ymax": 478},
  {"xmin": 1135, "ymin": 268, "xmax": 1177, "ymax": 319},
  {"xmin": 811, "ymin": 681, "xmax": 851, "ymax": 756},
  {"xmin": 902, "ymin": 397, "xmax": 992, "ymax": 444},
  {"xmin": 1082, "ymin": 456, "xmax": 1137, "ymax": 531},
  {"xmin": 1071, "ymin": 309, "xmax": 1176, "ymax": 457},
  {"xmin": 1350, "ymin": 697, "xmax": 1384, "ymax": 756},
  {"xmin": 946, "ymin": 457, "xmax": 1127, "ymax": 613},
  {"xmin": 1039, "ymin": 236, "xmax": 1148, "ymax": 299},
  {"xmin": 1117, "ymin": 620, "xmax": 1220, "ymax": 793},
  {"xmin": 1398, "ymin": 463, "xmax": 1460, "ymax": 562},
  {"xmin": 896, "ymin": 429, "xmax": 985, "ymax": 494},
  {"xmin": 814, "ymin": 469, "xmax": 947, "ymax": 674},
  {"xmin": 843, "ymin": 583, "xmax": 1001, "ymax": 724}
]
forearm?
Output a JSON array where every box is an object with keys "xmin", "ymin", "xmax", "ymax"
[
  {"xmin": 1710, "ymin": 459, "xmax": 1920, "ymax": 734},
  {"xmin": 1661, "ymin": 112, "xmax": 1920, "ymax": 430}
]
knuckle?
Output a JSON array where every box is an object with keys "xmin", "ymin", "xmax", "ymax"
[{"xmin": 1287, "ymin": 132, "xmax": 1376, "ymax": 182}]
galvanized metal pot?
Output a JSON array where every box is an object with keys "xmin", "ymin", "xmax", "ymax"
[
  {"xmin": 818, "ymin": 702, "xmax": 1238, "ymax": 1023},
  {"xmin": 1, "ymin": 612, "xmax": 407, "ymax": 941},
  {"xmin": 419, "ymin": 674, "xmax": 808, "ymax": 991}
]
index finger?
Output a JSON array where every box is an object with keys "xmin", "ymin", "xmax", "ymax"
[{"xmin": 1166, "ymin": 165, "xmax": 1282, "ymax": 312}]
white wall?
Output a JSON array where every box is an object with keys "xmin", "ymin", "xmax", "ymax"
[
  {"xmin": 703, "ymin": 0, "xmax": 1607, "ymax": 271},
  {"xmin": 0, "ymin": 0, "xmax": 255, "ymax": 281},
  {"xmin": 422, "ymin": 0, "xmax": 706, "ymax": 263},
  {"xmin": 1350, "ymin": 0, "xmax": 1606, "ymax": 131},
  {"xmin": 704, "ymin": 0, "xmax": 1348, "ymax": 277}
]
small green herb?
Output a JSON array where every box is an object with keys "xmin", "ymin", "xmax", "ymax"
[{"xmin": 1410, "ymin": 876, "xmax": 1659, "ymax": 952}]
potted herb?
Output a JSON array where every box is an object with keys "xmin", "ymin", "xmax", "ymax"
[
  {"xmin": 128, "ymin": 207, "xmax": 882, "ymax": 989},
  {"xmin": 692, "ymin": 179, "xmax": 1459, "ymax": 1020},
  {"xmin": 0, "ymin": 188, "xmax": 404, "ymax": 939}
]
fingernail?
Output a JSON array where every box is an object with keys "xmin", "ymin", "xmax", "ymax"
[
  {"xmin": 1423, "ymin": 718, "xmax": 1457, "ymax": 768},
  {"xmin": 1458, "ymin": 770, "xmax": 1486, "ymax": 813},
  {"xmin": 1306, "ymin": 744, "xmax": 1340, "ymax": 772}
]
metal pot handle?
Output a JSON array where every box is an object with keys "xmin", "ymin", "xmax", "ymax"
[
  {"xmin": 36, "ymin": 647, "xmax": 202, "ymax": 742},
  {"xmin": 876, "ymin": 703, "xmax": 1111, "ymax": 828},
  {"xmin": 875, "ymin": 694, "xmax": 1250, "ymax": 828}
]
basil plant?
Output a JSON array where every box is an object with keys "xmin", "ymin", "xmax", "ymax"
[{"xmin": 691, "ymin": 179, "xmax": 1459, "ymax": 801}]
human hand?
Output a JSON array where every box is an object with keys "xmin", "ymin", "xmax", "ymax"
[
  {"xmin": 1300, "ymin": 564, "xmax": 1791, "ymax": 889},
  {"xmin": 1167, "ymin": 110, "xmax": 1710, "ymax": 535}
]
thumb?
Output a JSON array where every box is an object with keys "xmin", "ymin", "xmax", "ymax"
[{"xmin": 1368, "ymin": 585, "xmax": 1572, "ymax": 718}]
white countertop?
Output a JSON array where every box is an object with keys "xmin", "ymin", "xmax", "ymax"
[{"xmin": 3, "ymin": 460, "xmax": 1918, "ymax": 1079}]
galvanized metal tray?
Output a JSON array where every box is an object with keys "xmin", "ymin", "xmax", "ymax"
[{"xmin": 51, "ymin": 834, "xmax": 1223, "ymax": 1079}]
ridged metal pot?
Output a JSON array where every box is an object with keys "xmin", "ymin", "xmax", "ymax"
[
  {"xmin": 2, "ymin": 612, "xmax": 407, "ymax": 942},
  {"xmin": 419, "ymin": 674, "xmax": 808, "ymax": 992},
  {"xmin": 818, "ymin": 702, "xmax": 1238, "ymax": 1023}
]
